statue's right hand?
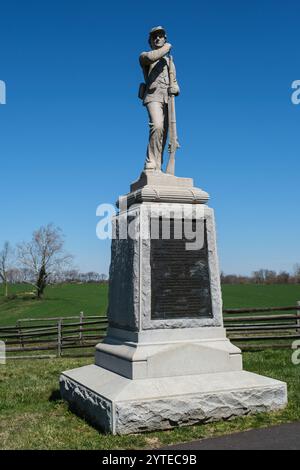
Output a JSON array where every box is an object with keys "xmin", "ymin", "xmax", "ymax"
[{"xmin": 165, "ymin": 43, "xmax": 172, "ymax": 51}]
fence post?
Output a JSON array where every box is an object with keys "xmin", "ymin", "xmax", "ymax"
[
  {"xmin": 297, "ymin": 301, "xmax": 300, "ymax": 334},
  {"xmin": 79, "ymin": 311, "xmax": 84, "ymax": 344},
  {"xmin": 57, "ymin": 320, "xmax": 62, "ymax": 357},
  {"xmin": 17, "ymin": 320, "xmax": 24, "ymax": 350}
]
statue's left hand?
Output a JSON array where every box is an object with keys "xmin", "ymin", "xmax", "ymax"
[{"xmin": 168, "ymin": 85, "xmax": 180, "ymax": 96}]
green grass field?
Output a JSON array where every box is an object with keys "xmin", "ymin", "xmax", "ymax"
[
  {"xmin": 1, "ymin": 283, "xmax": 300, "ymax": 449},
  {"xmin": 0, "ymin": 350, "xmax": 299, "ymax": 450},
  {"xmin": 222, "ymin": 284, "xmax": 300, "ymax": 309},
  {"xmin": 1, "ymin": 283, "xmax": 300, "ymax": 327},
  {"xmin": 0, "ymin": 283, "xmax": 108, "ymax": 326}
]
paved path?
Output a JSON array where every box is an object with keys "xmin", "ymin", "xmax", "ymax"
[{"xmin": 164, "ymin": 422, "xmax": 300, "ymax": 450}]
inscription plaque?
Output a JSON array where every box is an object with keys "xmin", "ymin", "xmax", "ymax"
[{"xmin": 151, "ymin": 218, "xmax": 213, "ymax": 320}]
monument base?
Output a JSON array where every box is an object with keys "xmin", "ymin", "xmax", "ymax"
[
  {"xmin": 60, "ymin": 173, "xmax": 287, "ymax": 434},
  {"xmin": 60, "ymin": 366, "xmax": 287, "ymax": 435}
]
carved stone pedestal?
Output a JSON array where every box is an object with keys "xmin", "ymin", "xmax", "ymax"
[{"xmin": 60, "ymin": 173, "xmax": 287, "ymax": 434}]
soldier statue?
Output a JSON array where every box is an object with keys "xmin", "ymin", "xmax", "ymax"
[{"xmin": 139, "ymin": 26, "xmax": 180, "ymax": 174}]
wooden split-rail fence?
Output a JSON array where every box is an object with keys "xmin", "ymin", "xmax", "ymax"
[
  {"xmin": 0, "ymin": 313, "xmax": 108, "ymax": 359},
  {"xmin": 223, "ymin": 302, "xmax": 300, "ymax": 351},
  {"xmin": 0, "ymin": 303, "xmax": 300, "ymax": 359}
]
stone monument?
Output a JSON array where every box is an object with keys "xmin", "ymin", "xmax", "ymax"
[{"xmin": 60, "ymin": 27, "xmax": 287, "ymax": 435}]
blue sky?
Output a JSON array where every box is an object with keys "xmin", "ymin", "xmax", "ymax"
[{"xmin": 0, "ymin": 0, "xmax": 299, "ymax": 275}]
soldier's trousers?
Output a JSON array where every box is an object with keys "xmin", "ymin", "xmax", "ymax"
[{"xmin": 145, "ymin": 101, "xmax": 168, "ymax": 171}]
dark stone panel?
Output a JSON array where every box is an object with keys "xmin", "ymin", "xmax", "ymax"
[
  {"xmin": 151, "ymin": 218, "xmax": 213, "ymax": 320},
  {"xmin": 108, "ymin": 217, "xmax": 137, "ymax": 331}
]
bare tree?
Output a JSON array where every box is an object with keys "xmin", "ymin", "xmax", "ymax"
[
  {"xmin": 264, "ymin": 270, "xmax": 277, "ymax": 285},
  {"xmin": 276, "ymin": 271, "xmax": 290, "ymax": 284},
  {"xmin": 0, "ymin": 241, "xmax": 13, "ymax": 297},
  {"xmin": 252, "ymin": 270, "xmax": 265, "ymax": 284},
  {"xmin": 61, "ymin": 269, "xmax": 80, "ymax": 283},
  {"xmin": 6, "ymin": 268, "xmax": 22, "ymax": 284},
  {"xmin": 17, "ymin": 224, "xmax": 72, "ymax": 298},
  {"xmin": 293, "ymin": 264, "xmax": 300, "ymax": 284}
]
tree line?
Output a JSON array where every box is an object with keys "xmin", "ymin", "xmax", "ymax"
[
  {"xmin": 0, "ymin": 224, "xmax": 107, "ymax": 299},
  {"xmin": 221, "ymin": 267, "xmax": 300, "ymax": 285}
]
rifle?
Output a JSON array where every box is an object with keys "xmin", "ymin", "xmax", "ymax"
[{"xmin": 166, "ymin": 54, "xmax": 180, "ymax": 175}]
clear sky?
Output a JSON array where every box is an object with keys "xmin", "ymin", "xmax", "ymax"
[{"xmin": 0, "ymin": 0, "xmax": 299, "ymax": 276}]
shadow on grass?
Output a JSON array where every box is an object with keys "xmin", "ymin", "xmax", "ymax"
[
  {"xmin": 3, "ymin": 294, "xmax": 38, "ymax": 302},
  {"xmin": 49, "ymin": 389, "xmax": 62, "ymax": 402}
]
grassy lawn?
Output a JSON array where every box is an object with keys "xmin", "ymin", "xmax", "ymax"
[
  {"xmin": 1, "ymin": 283, "xmax": 300, "ymax": 327},
  {"xmin": 0, "ymin": 350, "xmax": 299, "ymax": 450},
  {"xmin": 222, "ymin": 284, "xmax": 300, "ymax": 309},
  {"xmin": 0, "ymin": 283, "xmax": 108, "ymax": 326},
  {"xmin": 0, "ymin": 284, "xmax": 299, "ymax": 449}
]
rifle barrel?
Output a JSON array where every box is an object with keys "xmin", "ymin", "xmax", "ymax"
[{"xmin": 166, "ymin": 55, "xmax": 179, "ymax": 175}]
